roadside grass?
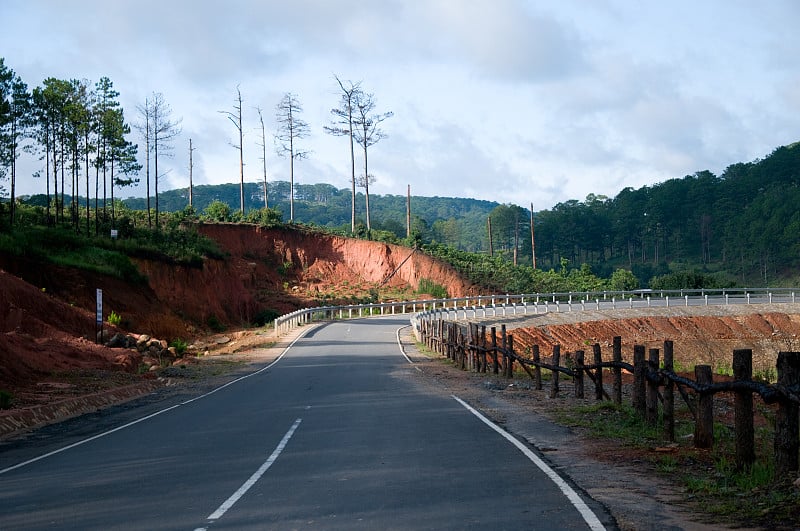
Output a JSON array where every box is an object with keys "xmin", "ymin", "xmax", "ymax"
[{"xmin": 552, "ymin": 397, "xmax": 799, "ymax": 527}]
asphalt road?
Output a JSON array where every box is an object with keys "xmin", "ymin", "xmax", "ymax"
[{"xmin": 0, "ymin": 317, "xmax": 610, "ymax": 530}]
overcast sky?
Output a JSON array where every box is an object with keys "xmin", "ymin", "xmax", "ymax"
[{"xmin": 2, "ymin": 0, "xmax": 798, "ymax": 211}]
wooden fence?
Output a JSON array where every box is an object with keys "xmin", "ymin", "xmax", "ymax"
[{"xmin": 417, "ymin": 317, "xmax": 800, "ymax": 479}]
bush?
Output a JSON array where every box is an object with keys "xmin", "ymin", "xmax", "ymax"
[
  {"xmin": 169, "ymin": 338, "xmax": 188, "ymax": 355},
  {"xmin": 417, "ymin": 278, "xmax": 449, "ymax": 299},
  {"xmin": 0, "ymin": 390, "xmax": 13, "ymax": 409},
  {"xmin": 107, "ymin": 311, "xmax": 122, "ymax": 326},
  {"xmin": 253, "ymin": 308, "xmax": 280, "ymax": 327},
  {"xmin": 207, "ymin": 314, "xmax": 225, "ymax": 332}
]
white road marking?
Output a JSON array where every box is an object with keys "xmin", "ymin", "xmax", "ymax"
[
  {"xmin": 0, "ymin": 326, "xmax": 314, "ymax": 475},
  {"xmin": 395, "ymin": 325, "xmax": 421, "ymax": 371},
  {"xmin": 452, "ymin": 395, "xmax": 606, "ymax": 531},
  {"xmin": 206, "ymin": 418, "xmax": 302, "ymax": 521}
]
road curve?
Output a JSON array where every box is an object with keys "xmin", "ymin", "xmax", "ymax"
[{"xmin": 0, "ymin": 317, "xmax": 612, "ymax": 530}]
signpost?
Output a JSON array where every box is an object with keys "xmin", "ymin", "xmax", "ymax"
[{"xmin": 96, "ymin": 288, "xmax": 103, "ymax": 344}]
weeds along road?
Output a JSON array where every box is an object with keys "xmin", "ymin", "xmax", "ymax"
[{"xmin": 0, "ymin": 317, "xmax": 612, "ymax": 530}]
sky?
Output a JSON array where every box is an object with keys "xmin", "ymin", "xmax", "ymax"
[{"xmin": 1, "ymin": 0, "xmax": 798, "ymax": 212}]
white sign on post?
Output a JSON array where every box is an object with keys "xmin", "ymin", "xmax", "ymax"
[{"xmin": 96, "ymin": 288, "xmax": 103, "ymax": 325}]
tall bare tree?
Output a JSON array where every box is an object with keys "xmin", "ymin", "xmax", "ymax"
[
  {"xmin": 324, "ymin": 75, "xmax": 361, "ymax": 233},
  {"xmin": 255, "ymin": 107, "xmax": 269, "ymax": 208},
  {"xmin": 352, "ymin": 90, "xmax": 392, "ymax": 232},
  {"xmin": 274, "ymin": 93, "xmax": 309, "ymax": 222},
  {"xmin": 220, "ymin": 85, "xmax": 245, "ymax": 215},
  {"xmin": 137, "ymin": 92, "xmax": 180, "ymax": 229}
]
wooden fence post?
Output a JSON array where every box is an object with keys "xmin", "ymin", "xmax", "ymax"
[
  {"xmin": 491, "ymin": 327, "xmax": 499, "ymax": 374},
  {"xmin": 550, "ymin": 345, "xmax": 561, "ymax": 399},
  {"xmin": 593, "ymin": 343, "xmax": 603, "ymax": 401},
  {"xmin": 574, "ymin": 350, "xmax": 585, "ymax": 398},
  {"xmin": 694, "ymin": 365, "xmax": 714, "ymax": 449},
  {"xmin": 506, "ymin": 335, "xmax": 515, "ymax": 378},
  {"xmin": 613, "ymin": 336, "xmax": 622, "ymax": 405},
  {"xmin": 480, "ymin": 325, "xmax": 487, "ymax": 373},
  {"xmin": 532, "ymin": 344, "xmax": 542, "ymax": 390},
  {"xmin": 632, "ymin": 345, "xmax": 646, "ymax": 416},
  {"xmin": 733, "ymin": 348, "xmax": 754, "ymax": 470},
  {"xmin": 646, "ymin": 348, "xmax": 660, "ymax": 426},
  {"xmin": 775, "ymin": 351, "xmax": 800, "ymax": 479},
  {"xmin": 458, "ymin": 326, "xmax": 466, "ymax": 370},
  {"xmin": 663, "ymin": 340, "xmax": 675, "ymax": 442},
  {"xmin": 500, "ymin": 325, "xmax": 508, "ymax": 377}
]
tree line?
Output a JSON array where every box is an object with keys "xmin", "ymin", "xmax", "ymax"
[
  {"xmin": 113, "ymin": 141, "xmax": 799, "ymax": 287},
  {"xmin": 0, "ymin": 58, "xmax": 393, "ymax": 234}
]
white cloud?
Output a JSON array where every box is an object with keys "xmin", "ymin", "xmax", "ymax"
[{"xmin": 1, "ymin": 0, "xmax": 799, "ymax": 213}]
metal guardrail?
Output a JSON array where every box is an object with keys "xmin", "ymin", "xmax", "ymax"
[{"xmin": 273, "ymin": 288, "xmax": 800, "ymax": 337}]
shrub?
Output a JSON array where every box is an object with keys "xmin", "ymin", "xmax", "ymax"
[
  {"xmin": 0, "ymin": 390, "xmax": 13, "ymax": 409},
  {"xmin": 107, "ymin": 311, "xmax": 122, "ymax": 326},
  {"xmin": 417, "ymin": 278, "xmax": 448, "ymax": 299},
  {"xmin": 207, "ymin": 314, "xmax": 225, "ymax": 332},
  {"xmin": 169, "ymin": 338, "xmax": 188, "ymax": 355}
]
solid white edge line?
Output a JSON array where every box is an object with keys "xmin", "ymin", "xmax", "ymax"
[
  {"xmin": 207, "ymin": 417, "xmax": 302, "ymax": 521},
  {"xmin": 452, "ymin": 395, "xmax": 606, "ymax": 531},
  {"xmin": 395, "ymin": 324, "xmax": 420, "ymax": 371},
  {"xmin": 0, "ymin": 325, "xmax": 316, "ymax": 476}
]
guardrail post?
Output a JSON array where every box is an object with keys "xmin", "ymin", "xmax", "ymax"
[
  {"xmin": 532, "ymin": 344, "xmax": 542, "ymax": 390},
  {"xmin": 775, "ymin": 351, "xmax": 800, "ymax": 479},
  {"xmin": 733, "ymin": 349, "xmax": 755, "ymax": 470},
  {"xmin": 593, "ymin": 343, "xmax": 603, "ymax": 400},
  {"xmin": 574, "ymin": 350, "xmax": 585, "ymax": 398}
]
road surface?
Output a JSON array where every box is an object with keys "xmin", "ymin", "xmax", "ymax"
[{"xmin": 0, "ymin": 317, "xmax": 611, "ymax": 530}]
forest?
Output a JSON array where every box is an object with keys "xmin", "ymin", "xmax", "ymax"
[
  {"xmin": 118, "ymin": 141, "xmax": 800, "ymax": 287},
  {"xmin": 2, "ymin": 57, "xmax": 799, "ymax": 289}
]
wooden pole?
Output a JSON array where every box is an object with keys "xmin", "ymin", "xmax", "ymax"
[
  {"xmin": 530, "ymin": 202, "xmax": 536, "ymax": 269},
  {"xmin": 663, "ymin": 340, "xmax": 675, "ymax": 442},
  {"xmin": 506, "ymin": 335, "xmax": 515, "ymax": 378},
  {"xmin": 406, "ymin": 184, "xmax": 411, "ymax": 240},
  {"xmin": 480, "ymin": 325, "xmax": 487, "ymax": 373},
  {"xmin": 550, "ymin": 345, "xmax": 561, "ymax": 399},
  {"xmin": 733, "ymin": 348, "xmax": 754, "ymax": 470},
  {"xmin": 593, "ymin": 343, "xmax": 603, "ymax": 401},
  {"xmin": 694, "ymin": 365, "xmax": 714, "ymax": 449},
  {"xmin": 574, "ymin": 350, "xmax": 585, "ymax": 398},
  {"xmin": 646, "ymin": 348, "xmax": 660, "ymax": 425},
  {"xmin": 487, "ymin": 215, "xmax": 493, "ymax": 257},
  {"xmin": 775, "ymin": 352, "xmax": 800, "ymax": 478},
  {"xmin": 491, "ymin": 327, "xmax": 498, "ymax": 374},
  {"xmin": 632, "ymin": 345, "xmax": 646, "ymax": 416},
  {"xmin": 533, "ymin": 344, "xmax": 542, "ymax": 390},
  {"xmin": 188, "ymin": 138, "xmax": 194, "ymax": 208},
  {"xmin": 612, "ymin": 336, "xmax": 622, "ymax": 405}
]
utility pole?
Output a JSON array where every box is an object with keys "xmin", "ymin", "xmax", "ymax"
[
  {"xmin": 188, "ymin": 138, "xmax": 195, "ymax": 208},
  {"xmin": 530, "ymin": 202, "xmax": 537, "ymax": 269},
  {"xmin": 487, "ymin": 216, "xmax": 493, "ymax": 257},
  {"xmin": 406, "ymin": 184, "xmax": 411, "ymax": 239}
]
